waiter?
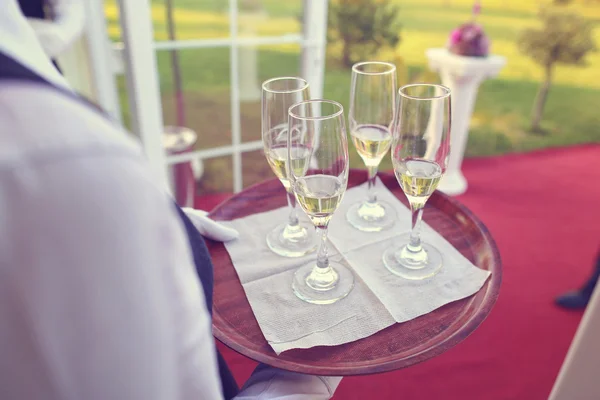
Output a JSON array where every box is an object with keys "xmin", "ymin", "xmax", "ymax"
[{"xmin": 0, "ymin": 0, "xmax": 341, "ymax": 398}]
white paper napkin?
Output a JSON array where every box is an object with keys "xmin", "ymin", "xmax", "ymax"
[
  {"xmin": 328, "ymin": 178, "xmax": 492, "ymax": 323},
  {"xmin": 222, "ymin": 178, "xmax": 491, "ymax": 354},
  {"xmin": 222, "ymin": 207, "xmax": 395, "ymax": 354}
]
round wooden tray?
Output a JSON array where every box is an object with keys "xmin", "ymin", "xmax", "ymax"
[{"xmin": 207, "ymin": 170, "xmax": 502, "ymax": 376}]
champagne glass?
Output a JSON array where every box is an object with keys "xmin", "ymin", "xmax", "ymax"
[
  {"xmin": 346, "ymin": 61, "xmax": 398, "ymax": 232},
  {"xmin": 262, "ymin": 77, "xmax": 318, "ymax": 257},
  {"xmin": 287, "ymin": 99, "xmax": 354, "ymax": 304},
  {"xmin": 383, "ymin": 84, "xmax": 451, "ymax": 280}
]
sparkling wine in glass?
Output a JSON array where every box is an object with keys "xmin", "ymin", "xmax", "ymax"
[
  {"xmin": 346, "ymin": 61, "xmax": 398, "ymax": 232},
  {"xmin": 262, "ymin": 77, "xmax": 318, "ymax": 257},
  {"xmin": 383, "ymin": 84, "xmax": 451, "ymax": 280},
  {"xmin": 288, "ymin": 99, "xmax": 355, "ymax": 304}
]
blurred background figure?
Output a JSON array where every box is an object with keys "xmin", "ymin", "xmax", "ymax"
[{"xmin": 556, "ymin": 251, "xmax": 600, "ymax": 309}]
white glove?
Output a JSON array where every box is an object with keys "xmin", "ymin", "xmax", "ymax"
[
  {"xmin": 182, "ymin": 207, "xmax": 239, "ymax": 242},
  {"xmin": 237, "ymin": 363, "xmax": 342, "ymax": 399}
]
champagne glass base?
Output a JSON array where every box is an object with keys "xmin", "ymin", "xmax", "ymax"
[
  {"xmin": 292, "ymin": 262, "xmax": 355, "ymax": 305},
  {"xmin": 382, "ymin": 234, "xmax": 443, "ymax": 280},
  {"xmin": 266, "ymin": 222, "xmax": 318, "ymax": 258},
  {"xmin": 346, "ymin": 200, "xmax": 396, "ymax": 232}
]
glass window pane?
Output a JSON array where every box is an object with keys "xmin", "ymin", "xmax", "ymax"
[
  {"xmin": 242, "ymin": 149, "xmax": 273, "ymax": 189},
  {"xmin": 159, "ymin": 48, "xmax": 232, "ymax": 149}
]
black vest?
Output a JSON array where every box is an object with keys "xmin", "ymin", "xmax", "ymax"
[
  {"xmin": 17, "ymin": 0, "xmax": 46, "ymax": 20},
  {"xmin": 0, "ymin": 51, "xmax": 239, "ymax": 399}
]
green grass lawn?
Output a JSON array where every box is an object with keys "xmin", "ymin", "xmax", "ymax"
[{"xmin": 105, "ymin": 0, "xmax": 600, "ymax": 192}]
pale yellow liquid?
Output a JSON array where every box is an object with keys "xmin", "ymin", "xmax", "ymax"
[
  {"xmin": 295, "ymin": 175, "xmax": 345, "ymax": 227},
  {"xmin": 266, "ymin": 145, "xmax": 310, "ymax": 190},
  {"xmin": 394, "ymin": 159, "xmax": 442, "ymax": 208},
  {"xmin": 351, "ymin": 125, "xmax": 392, "ymax": 167}
]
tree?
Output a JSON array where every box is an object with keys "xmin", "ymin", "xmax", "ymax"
[
  {"xmin": 328, "ymin": 0, "xmax": 401, "ymax": 68},
  {"xmin": 239, "ymin": 0, "xmax": 264, "ymax": 12},
  {"xmin": 165, "ymin": 0, "xmax": 185, "ymax": 126},
  {"xmin": 518, "ymin": 9, "xmax": 596, "ymax": 132}
]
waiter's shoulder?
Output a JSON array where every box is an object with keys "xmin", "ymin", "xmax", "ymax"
[{"xmin": 0, "ymin": 81, "xmax": 144, "ymax": 170}]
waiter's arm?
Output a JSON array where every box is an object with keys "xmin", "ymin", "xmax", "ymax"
[{"xmin": 0, "ymin": 147, "xmax": 224, "ymax": 399}]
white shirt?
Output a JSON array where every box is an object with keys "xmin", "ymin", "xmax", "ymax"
[
  {"xmin": 26, "ymin": 0, "xmax": 86, "ymax": 58},
  {"xmin": 0, "ymin": 1, "xmax": 340, "ymax": 398}
]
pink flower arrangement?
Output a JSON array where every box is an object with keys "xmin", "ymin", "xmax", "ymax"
[{"xmin": 447, "ymin": 1, "xmax": 490, "ymax": 57}]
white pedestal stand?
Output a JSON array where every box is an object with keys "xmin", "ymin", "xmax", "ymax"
[
  {"xmin": 425, "ymin": 48, "xmax": 506, "ymax": 196},
  {"xmin": 238, "ymin": 11, "xmax": 267, "ymax": 102}
]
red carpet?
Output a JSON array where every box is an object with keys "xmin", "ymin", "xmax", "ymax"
[{"xmin": 199, "ymin": 144, "xmax": 600, "ymax": 399}]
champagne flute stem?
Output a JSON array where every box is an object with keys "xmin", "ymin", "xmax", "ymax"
[
  {"xmin": 286, "ymin": 189, "xmax": 299, "ymax": 226},
  {"xmin": 366, "ymin": 165, "xmax": 378, "ymax": 203},
  {"xmin": 408, "ymin": 205, "xmax": 424, "ymax": 252},
  {"xmin": 316, "ymin": 226, "xmax": 330, "ymax": 270},
  {"xmin": 305, "ymin": 225, "xmax": 337, "ymax": 291}
]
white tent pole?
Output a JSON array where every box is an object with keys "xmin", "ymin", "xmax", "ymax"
[
  {"xmin": 549, "ymin": 283, "xmax": 600, "ymax": 400},
  {"xmin": 116, "ymin": 0, "xmax": 169, "ymax": 187},
  {"xmin": 301, "ymin": 0, "xmax": 329, "ymax": 100},
  {"xmin": 83, "ymin": 0, "xmax": 122, "ymax": 122},
  {"xmin": 228, "ymin": 0, "xmax": 243, "ymax": 192}
]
